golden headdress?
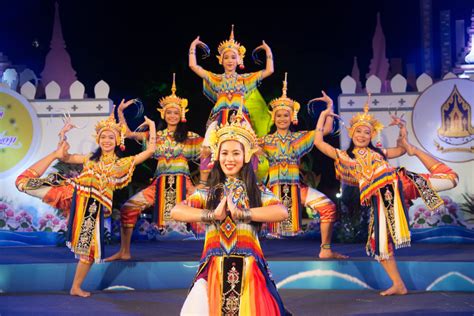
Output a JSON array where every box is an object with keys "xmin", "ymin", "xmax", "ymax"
[
  {"xmin": 208, "ymin": 97, "xmax": 258, "ymax": 163},
  {"xmin": 269, "ymin": 72, "xmax": 300, "ymax": 125},
  {"xmin": 217, "ymin": 24, "xmax": 246, "ymax": 69},
  {"xmin": 94, "ymin": 112, "xmax": 127, "ymax": 150},
  {"xmin": 348, "ymin": 94, "xmax": 384, "ymax": 138},
  {"xmin": 157, "ymin": 73, "xmax": 189, "ymax": 122}
]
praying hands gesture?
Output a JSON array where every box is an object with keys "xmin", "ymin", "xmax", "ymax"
[{"xmin": 213, "ymin": 196, "xmax": 228, "ymax": 221}]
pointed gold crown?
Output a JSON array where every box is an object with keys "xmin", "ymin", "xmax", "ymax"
[
  {"xmin": 208, "ymin": 97, "xmax": 258, "ymax": 163},
  {"xmin": 217, "ymin": 24, "xmax": 246, "ymax": 66},
  {"xmin": 158, "ymin": 73, "xmax": 189, "ymax": 122},
  {"xmin": 269, "ymin": 72, "xmax": 300, "ymax": 124},
  {"xmin": 94, "ymin": 113, "xmax": 126, "ymax": 148},
  {"xmin": 348, "ymin": 94, "xmax": 384, "ymax": 138}
]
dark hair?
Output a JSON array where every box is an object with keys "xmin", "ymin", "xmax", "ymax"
[
  {"xmin": 89, "ymin": 146, "xmax": 124, "ymax": 162},
  {"xmin": 172, "ymin": 122, "xmax": 189, "ymax": 143},
  {"xmin": 206, "ymin": 161, "xmax": 262, "ymax": 211},
  {"xmin": 346, "ymin": 140, "xmax": 386, "ymax": 160},
  {"xmin": 157, "ymin": 121, "xmax": 189, "ymax": 143}
]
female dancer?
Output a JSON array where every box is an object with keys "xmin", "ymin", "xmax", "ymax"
[
  {"xmin": 107, "ymin": 75, "xmax": 203, "ymax": 262},
  {"xmin": 313, "ymin": 92, "xmax": 458, "ymax": 295},
  {"xmin": 260, "ymin": 74, "xmax": 346, "ymax": 259},
  {"xmin": 189, "ymin": 25, "xmax": 274, "ymax": 184},
  {"xmin": 16, "ymin": 112, "xmax": 156, "ymax": 297},
  {"xmin": 171, "ymin": 107, "xmax": 291, "ymax": 315}
]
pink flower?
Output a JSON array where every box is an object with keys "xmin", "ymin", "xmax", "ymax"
[
  {"xmin": 412, "ymin": 205, "xmax": 428, "ymax": 217},
  {"xmin": 447, "ymin": 206, "xmax": 457, "ymax": 214},
  {"xmin": 52, "ymin": 218, "xmax": 60, "ymax": 225},
  {"xmin": 442, "ymin": 196, "xmax": 452, "ymax": 204},
  {"xmin": 5, "ymin": 209, "xmax": 14, "ymax": 217}
]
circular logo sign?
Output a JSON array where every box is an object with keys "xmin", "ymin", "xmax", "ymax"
[
  {"xmin": 412, "ymin": 79, "xmax": 474, "ymax": 162},
  {"xmin": 0, "ymin": 87, "xmax": 40, "ymax": 177}
]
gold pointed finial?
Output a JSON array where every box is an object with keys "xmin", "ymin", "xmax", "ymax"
[
  {"xmin": 363, "ymin": 93, "xmax": 371, "ymax": 114},
  {"xmin": 171, "ymin": 73, "xmax": 176, "ymax": 96},
  {"xmin": 230, "ymin": 24, "xmax": 235, "ymax": 40},
  {"xmin": 282, "ymin": 72, "xmax": 288, "ymax": 97}
]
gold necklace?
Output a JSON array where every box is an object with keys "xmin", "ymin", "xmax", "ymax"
[{"xmin": 96, "ymin": 153, "xmax": 117, "ymax": 193}]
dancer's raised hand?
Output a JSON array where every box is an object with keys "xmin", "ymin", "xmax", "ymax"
[
  {"xmin": 55, "ymin": 141, "xmax": 70, "ymax": 161},
  {"xmin": 308, "ymin": 90, "xmax": 334, "ymax": 110},
  {"xmin": 58, "ymin": 112, "xmax": 78, "ymax": 143},
  {"xmin": 390, "ymin": 114, "xmax": 407, "ymax": 139},
  {"xmin": 136, "ymin": 115, "xmax": 154, "ymax": 131},
  {"xmin": 117, "ymin": 99, "xmax": 136, "ymax": 111}
]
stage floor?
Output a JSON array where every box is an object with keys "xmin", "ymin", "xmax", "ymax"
[
  {"xmin": 1, "ymin": 240, "xmax": 473, "ymax": 315},
  {"xmin": 1, "ymin": 289, "xmax": 473, "ymax": 315},
  {"xmin": 2, "ymin": 239, "xmax": 474, "ymax": 264}
]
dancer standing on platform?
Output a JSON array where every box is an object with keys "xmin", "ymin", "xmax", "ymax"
[
  {"xmin": 313, "ymin": 92, "xmax": 458, "ymax": 295},
  {"xmin": 15, "ymin": 112, "xmax": 156, "ymax": 297},
  {"xmin": 171, "ymin": 105, "xmax": 291, "ymax": 315},
  {"xmin": 188, "ymin": 24, "xmax": 274, "ymax": 185},
  {"xmin": 106, "ymin": 75, "xmax": 203, "ymax": 262},
  {"xmin": 259, "ymin": 73, "xmax": 347, "ymax": 259}
]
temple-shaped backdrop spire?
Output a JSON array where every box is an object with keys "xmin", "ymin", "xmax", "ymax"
[
  {"xmin": 351, "ymin": 56, "xmax": 362, "ymax": 93},
  {"xmin": 454, "ymin": 9, "xmax": 474, "ymax": 79},
  {"xmin": 366, "ymin": 12, "xmax": 389, "ymax": 91},
  {"xmin": 464, "ymin": 9, "xmax": 474, "ymax": 64},
  {"xmin": 40, "ymin": 1, "xmax": 77, "ymax": 98}
]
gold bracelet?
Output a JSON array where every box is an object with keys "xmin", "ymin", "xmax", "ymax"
[
  {"xmin": 189, "ymin": 49, "xmax": 195, "ymax": 55},
  {"xmin": 242, "ymin": 208, "xmax": 252, "ymax": 223},
  {"xmin": 266, "ymin": 55, "xmax": 273, "ymax": 60},
  {"xmin": 200, "ymin": 210, "xmax": 215, "ymax": 222}
]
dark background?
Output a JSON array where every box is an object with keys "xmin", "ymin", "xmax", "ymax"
[{"xmin": 2, "ymin": 0, "xmax": 473, "ymax": 198}]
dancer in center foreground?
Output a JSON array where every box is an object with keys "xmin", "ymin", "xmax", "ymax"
[
  {"xmin": 16, "ymin": 112, "xmax": 156, "ymax": 297},
  {"xmin": 171, "ymin": 105, "xmax": 292, "ymax": 315},
  {"xmin": 259, "ymin": 73, "xmax": 346, "ymax": 259},
  {"xmin": 313, "ymin": 92, "xmax": 458, "ymax": 295}
]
